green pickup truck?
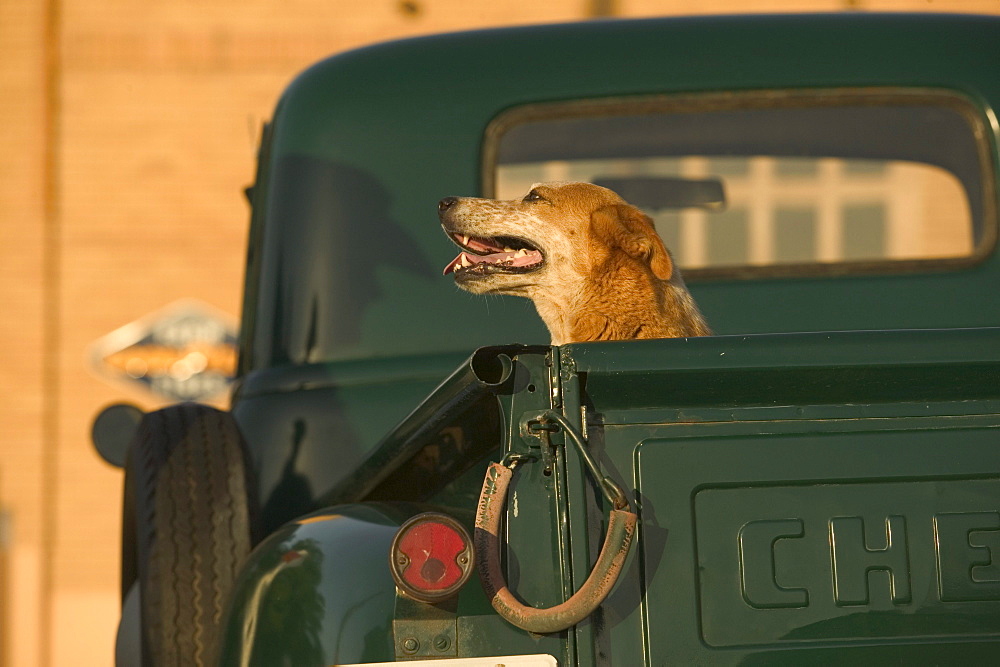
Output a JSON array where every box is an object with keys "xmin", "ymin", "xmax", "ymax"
[{"xmin": 110, "ymin": 12, "xmax": 1000, "ymax": 666}]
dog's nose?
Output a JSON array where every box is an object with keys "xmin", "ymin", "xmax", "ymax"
[{"xmin": 438, "ymin": 196, "xmax": 459, "ymax": 214}]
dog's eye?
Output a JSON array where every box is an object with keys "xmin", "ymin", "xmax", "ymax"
[{"xmin": 523, "ymin": 190, "xmax": 546, "ymax": 203}]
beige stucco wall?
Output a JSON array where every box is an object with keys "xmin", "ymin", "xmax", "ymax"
[{"xmin": 1, "ymin": 0, "xmax": 996, "ymax": 664}]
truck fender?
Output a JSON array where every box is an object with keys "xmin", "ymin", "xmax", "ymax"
[{"xmin": 216, "ymin": 504, "xmax": 411, "ymax": 666}]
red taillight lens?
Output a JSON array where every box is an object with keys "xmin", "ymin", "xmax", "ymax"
[{"xmin": 390, "ymin": 513, "xmax": 474, "ymax": 602}]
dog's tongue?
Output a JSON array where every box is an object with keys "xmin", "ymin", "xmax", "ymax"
[
  {"xmin": 443, "ymin": 253, "xmax": 464, "ymax": 275},
  {"xmin": 441, "ymin": 252, "xmax": 465, "ymax": 276}
]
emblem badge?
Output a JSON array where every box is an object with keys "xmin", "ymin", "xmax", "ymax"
[{"xmin": 90, "ymin": 300, "xmax": 238, "ymax": 401}]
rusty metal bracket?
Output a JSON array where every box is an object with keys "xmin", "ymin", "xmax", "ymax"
[
  {"xmin": 392, "ymin": 594, "xmax": 459, "ymax": 660},
  {"xmin": 521, "ymin": 410, "xmax": 629, "ymax": 510}
]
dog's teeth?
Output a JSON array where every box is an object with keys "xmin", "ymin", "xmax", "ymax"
[
  {"xmin": 460, "ymin": 254, "xmax": 471, "ymax": 268},
  {"xmin": 461, "ymin": 235, "xmax": 470, "ymax": 245},
  {"xmin": 515, "ymin": 249, "xmax": 527, "ymax": 257},
  {"xmin": 504, "ymin": 246, "xmax": 514, "ymax": 253}
]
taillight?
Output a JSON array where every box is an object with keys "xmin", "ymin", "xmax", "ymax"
[{"xmin": 390, "ymin": 512, "xmax": 474, "ymax": 603}]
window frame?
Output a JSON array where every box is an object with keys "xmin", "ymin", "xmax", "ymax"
[{"xmin": 481, "ymin": 88, "xmax": 998, "ymax": 282}]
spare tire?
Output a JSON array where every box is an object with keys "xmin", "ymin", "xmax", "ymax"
[{"xmin": 120, "ymin": 403, "xmax": 258, "ymax": 667}]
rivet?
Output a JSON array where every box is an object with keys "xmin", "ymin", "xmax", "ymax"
[{"xmin": 402, "ymin": 637, "xmax": 419, "ymax": 653}]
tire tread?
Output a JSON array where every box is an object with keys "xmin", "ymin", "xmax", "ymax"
[{"xmin": 130, "ymin": 403, "xmax": 254, "ymax": 667}]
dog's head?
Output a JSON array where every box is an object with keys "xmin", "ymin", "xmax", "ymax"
[{"xmin": 438, "ymin": 181, "xmax": 674, "ymax": 297}]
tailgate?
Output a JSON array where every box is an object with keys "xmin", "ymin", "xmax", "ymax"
[{"xmin": 559, "ymin": 328, "xmax": 1000, "ymax": 664}]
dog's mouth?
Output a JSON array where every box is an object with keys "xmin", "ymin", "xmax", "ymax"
[{"xmin": 443, "ymin": 232, "xmax": 545, "ymax": 277}]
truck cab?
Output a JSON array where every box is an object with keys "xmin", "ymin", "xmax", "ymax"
[{"xmin": 113, "ymin": 13, "xmax": 1000, "ymax": 666}]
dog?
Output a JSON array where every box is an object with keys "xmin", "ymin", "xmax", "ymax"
[{"xmin": 439, "ymin": 181, "xmax": 711, "ymax": 344}]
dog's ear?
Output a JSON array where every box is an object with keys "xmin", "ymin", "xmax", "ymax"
[{"xmin": 591, "ymin": 204, "xmax": 674, "ymax": 280}]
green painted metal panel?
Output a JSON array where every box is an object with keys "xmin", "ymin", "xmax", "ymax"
[
  {"xmin": 232, "ymin": 353, "xmax": 467, "ymax": 532},
  {"xmin": 217, "ymin": 505, "xmax": 401, "ymax": 666},
  {"xmin": 626, "ymin": 422, "xmax": 1000, "ymax": 663},
  {"xmin": 564, "ymin": 327, "xmax": 1000, "ymax": 412},
  {"xmin": 240, "ymin": 13, "xmax": 1000, "ymax": 373},
  {"xmin": 551, "ymin": 332, "xmax": 1000, "ymax": 663}
]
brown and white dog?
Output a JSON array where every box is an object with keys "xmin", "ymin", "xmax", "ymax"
[{"xmin": 439, "ymin": 181, "xmax": 711, "ymax": 344}]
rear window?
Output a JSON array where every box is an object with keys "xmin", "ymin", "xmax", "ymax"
[{"xmin": 486, "ymin": 90, "xmax": 996, "ymax": 278}]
